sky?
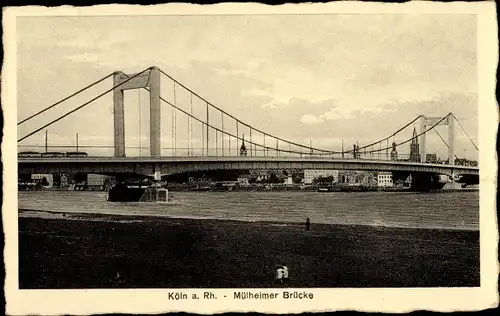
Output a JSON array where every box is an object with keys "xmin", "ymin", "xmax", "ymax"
[{"xmin": 16, "ymin": 14, "xmax": 478, "ymax": 160}]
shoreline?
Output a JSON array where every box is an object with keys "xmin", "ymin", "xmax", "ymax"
[
  {"xmin": 18, "ymin": 208, "xmax": 479, "ymax": 232},
  {"xmin": 24, "ymin": 186, "xmax": 479, "ymax": 193}
]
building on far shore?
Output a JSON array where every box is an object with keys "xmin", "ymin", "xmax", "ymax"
[
  {"xmin": 31, "ymin": 174, "xmax": 53, "ymax": 188},
  {"xmin": 337, "ymin": 170, "xmax": 377, "ymax": 186},
  {"xmin": 237, "ymin": 175, "xmax": 250, "ymax": 186},
  {"xmin": 87, "ymin": 174, "xmax": 108, "ymax": 190},
  {"xmin": 426, "ymin": 153, "xmax": 437, "ymax": 163},
  {"xmin": 60, "ymin": 174, "xmax": 69, "ymax": 188},
  {"xmin": 304, "ymin": 169, "xmax": 339, "ymax": 184},
  {"xmin": 249, "ymin": 170, "xmax": 270, "ymax": 182},
  {"xmin": 377, "ymin": 172, "xmax": 393, "ymax": 187},
  {"xmin": 361, "ymin": 172, "xmax": 378, "ymax": 187},
  {"xmin": 454, "ymin": 158, "xmax": 478, "ymax": 166}
]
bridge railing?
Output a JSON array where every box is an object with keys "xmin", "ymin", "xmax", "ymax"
[
  {"xmin": 17, "ymin": 145, "xmax": 477, "ymax": 167},
  {"xmin": 18, "ymin": 145, "xmax": 408, "ymax": 159}
]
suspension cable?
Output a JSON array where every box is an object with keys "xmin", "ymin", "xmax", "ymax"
[
  {"xmin": 153, "ymin": 89, "xmax": 318, "ymax": 156},
  {"xmin": 115, "ymin": 67, "xmax": 429, "ymax": 156},
  {"xmin": 159, "ymin": 68, "xmax": 428, "ymax": 156},
  {"xmin": 17, "ymin": 72, "xmax": 114, "ymax": 126},
  {"xmin": 364, "ymin": 114, "xmax": 449, "ymax": 154},
  {"xmin": 434, "ymin": 129, "xmax": 459, "ymax": 160},
  {"xmin": 453, "ymin": 115, "xmax": 479, "ymax": 151},
  {"xmin": 172, "ymin": 82, "xmax": 176, "ymax": 156},
  {"xmin": 18, "ymin": 67, "xmax": 153, "ymax": 143},
  {"xmin": 138, "ymin": 88, "xmax": 142, "ymax": 156},
  {"xmin": 343, "ymin": 115, "xmax": 423, "ymax": 154},
  {"xmin": 158, "ymin": 68, "xmax": 340, "ymax": 154},
  {"xmin": 189, "ymin": 93, "xmax": 193, "ymax": 156}
]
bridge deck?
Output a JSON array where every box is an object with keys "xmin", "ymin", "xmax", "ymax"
[{"xmin": 18, "ymin": 156, "xmax": 479, "ymax": 177}]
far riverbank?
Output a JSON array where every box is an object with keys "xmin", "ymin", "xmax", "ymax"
[{"xmin": 31, "ymin": 181, "xmax": 478, "ymax": 193}]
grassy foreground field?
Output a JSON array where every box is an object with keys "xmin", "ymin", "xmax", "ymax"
[{"xmin": 19, "ymin": 211, "xmax": 479, "ymax": 288}]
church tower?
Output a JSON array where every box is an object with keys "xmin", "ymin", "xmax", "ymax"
[
  {"xmin": 239, "ymin": 133, "xmax": 247, "ymax": 156},
  {"xmin": 409, "ymin": 127, "xmax": 420, "ymax": 162},
  {"xmin": 390, "ymin": 142, "xmax": 398, "ymax": 161}
]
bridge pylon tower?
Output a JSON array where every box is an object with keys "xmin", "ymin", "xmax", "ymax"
[
  {"xmin": 420, "ymin": 113, "xmax": 455, "ymax": 165},
  {"xmin": 113, "ymin": 67, "xmax": 161, "ymax": 158}
]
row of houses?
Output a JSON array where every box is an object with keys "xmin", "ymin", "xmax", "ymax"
[
  {"xmin": 20, "ymin": 173, "xmax": 109, "ymax": 190},
  {"xmin": 303, "ymin": 169, "xmax": 397, "ymax": 187},
  {"xmin": 26, "ymin": 170, "xmax": 407, "ymax": 189},
  {"xmin": 234, "ymin": 169, "xmax": 399, "ymax": 187}
]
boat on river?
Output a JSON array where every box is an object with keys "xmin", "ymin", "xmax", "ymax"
[{"xmin": 318, "ymin": 187, "xmax": 334, "ymax": 192}]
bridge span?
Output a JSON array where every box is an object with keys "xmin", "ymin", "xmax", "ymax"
[
  {"xmin": 18, "ymin": 156, "xmax": 479, "ymax": 178},
  {"xmin": 17, "ymin": 66, "xmax": 479, "ymax": 191}
]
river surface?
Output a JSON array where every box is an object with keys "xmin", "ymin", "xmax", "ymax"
[{"xmin": 18, "ymin": 190, "xmax": 479, "ymax": 231}]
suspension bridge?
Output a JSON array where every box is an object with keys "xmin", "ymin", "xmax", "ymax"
[{"xmin": 17, "ymin": 66, "xmax": 479, "ymax": 190}]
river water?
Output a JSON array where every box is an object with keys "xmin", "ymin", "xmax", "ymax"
[{"xmin": 18, "ymin": 190, "xmax": 479, "ymax": 231}]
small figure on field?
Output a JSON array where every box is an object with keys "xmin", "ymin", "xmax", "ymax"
[
  {"xmin": 114, "ymin": 272, "xmax": 123, "ymax": 285},
  {"xmin": 275, "ymin": 264, "xmax": 289, "ymax": 286},
  {"xmin": 305, "ymin": 218, "xmax": 311, "ymax": 231},
  {"xmin": 276, "ymin": 265, "xmax": 284, "ymax": 285}
]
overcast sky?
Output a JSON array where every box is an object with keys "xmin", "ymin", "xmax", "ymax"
[{"xmin": 17, "ymin": 14, "xmax": 478, "ymax": 160}]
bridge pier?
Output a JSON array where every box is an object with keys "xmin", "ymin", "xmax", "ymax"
[
  {"xmin": 410, "ymin": 173, "xmax": 447, "ymax": 191},
  {"xmin": 153, "ymin": 164, "xmax": 162, "ymax": 181},
  {"xmin": 392, "ymin": 171, "xmax": 448, "ymax": 192}
]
